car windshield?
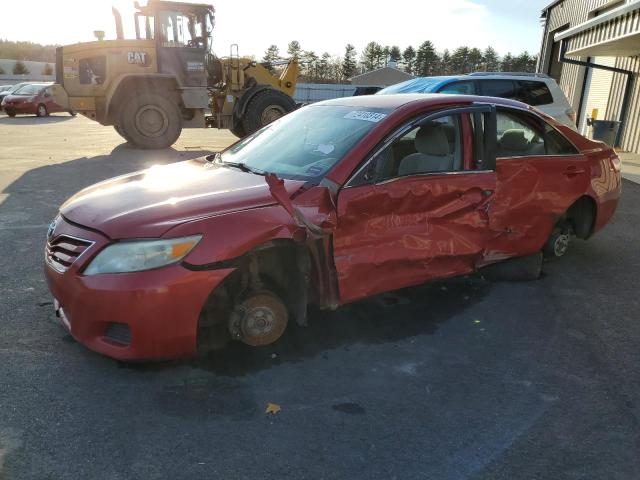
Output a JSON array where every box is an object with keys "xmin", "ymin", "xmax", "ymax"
[
  {"xmin": 218, "ymin": 105, "xmax": 390, "ymax": 181},
  {"xmin": 12, "ymin": 84, "xmax": 41, "ymax": 96}
]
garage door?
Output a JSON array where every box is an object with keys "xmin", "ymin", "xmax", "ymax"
[{"xmin": 579, "ymin": 56, "xmax": 616, "ymax": 135}]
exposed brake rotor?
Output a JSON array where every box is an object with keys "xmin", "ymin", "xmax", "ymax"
[{"xmin": 228, "ymin": 292, "xmax": 288, "ymax": 346}]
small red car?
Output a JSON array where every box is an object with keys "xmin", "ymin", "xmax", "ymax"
[
  {"xmin": 44, "ymin": 94, "xmax": 621, "ymax": 360},
  {"xmin": 2, "ymin": 83, "xmax": 73, "ymax": 117}
]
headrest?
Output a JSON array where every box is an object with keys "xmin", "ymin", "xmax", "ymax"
[
  {"xmin": 500, "ymin": 129, "xmax": 530, "ymax": 152},
  {"xmin": 415, "ymin": 124, "xmax": 450, "ymax": 156}
]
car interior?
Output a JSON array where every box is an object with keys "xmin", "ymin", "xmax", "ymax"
[
  {"xmin": 376, "ymin": 116, "xmax": 463, "ymax": 180},
  {"xmin": 495, "ymin": 112, "xmax": 546, "ymax": 158}
]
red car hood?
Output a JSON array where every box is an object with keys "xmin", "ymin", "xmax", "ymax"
[{"xmin": 60, "ymin": 159, "xmax": 305, "ymax": 239}]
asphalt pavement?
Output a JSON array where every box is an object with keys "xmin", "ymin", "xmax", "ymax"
[{"xmin": 0, "ymin": 114, "xmax": 639, "ymax": 480}]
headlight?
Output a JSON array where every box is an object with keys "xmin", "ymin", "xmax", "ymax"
[{"xmin": 83, "ymin": 235, "xmax": 202, "ymax": 275}]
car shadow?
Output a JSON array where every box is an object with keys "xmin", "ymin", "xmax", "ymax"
[
  {"xmin": 0, "ymin": 114, "xmax": 75, "ymax": 124},
  {"xmin": 121, "ymin": 274, "xmax": 492, "ymax": 377},
  {"xmin": 0, "ymin": 144, "xmax": 212, "ymax": 210}
]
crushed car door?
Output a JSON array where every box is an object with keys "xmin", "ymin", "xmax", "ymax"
[
  {"xmin": 486, "ymin": 108, "xmax": 590, "ymax": 260},
  {"xmin": 332, "ymin": 105, "xmax": 498, "ymax": 303}
]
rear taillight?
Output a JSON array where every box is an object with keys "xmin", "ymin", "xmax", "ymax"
[
  {"xmin": 610, "ymin": 155, "xmax": 621, "ymax": 172},
  {"xmin": 567, "ymin": 108, "xmax": 577, "ymax": 125}
]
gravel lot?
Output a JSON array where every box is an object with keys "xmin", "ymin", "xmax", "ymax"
[{"xmin": 1, "ymin": 113, "xmax": 639, "ymax": 480}]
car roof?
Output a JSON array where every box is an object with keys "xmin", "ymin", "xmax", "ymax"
[
  {"xmin": 313, "ymin": 93, "xmax": 530, "ymax": 111},
  {"xmin": 379, "ymin": 73, "xmax": 557, "ymax": 95}
]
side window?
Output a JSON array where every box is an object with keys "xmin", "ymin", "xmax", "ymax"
[
  {"xmin": 519, "ymin": 81, "xmax": 554, "ymax": 106},
  {"xmin": 544, "ymin": 124, "xmax": 579, "ymax": 155},
  {"xmin": 495, "ymin": 110, "xmax": 577, "ymax": 157},
  {"xmin": 438, "ymin": 81, "xmax": 477, "ymax": 95},
  {"xmin": 480, "ymin": 80, "xmax": 517, "ymax": 100},
  {"xmin": 375, "ymin": 115, "xmax": 464, "ymax": 180},
  {"xmin": 137, "ymin": 15, "xmax": 155, "ymax": 40},
  {"xmin": 496, "ymin": 111, "xmax": 545, "ymax": 158}
]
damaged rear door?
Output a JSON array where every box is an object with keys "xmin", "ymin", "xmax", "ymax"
[{"xmin": 332, "ymin": 105, "xmax": 498, "ymax": 303}]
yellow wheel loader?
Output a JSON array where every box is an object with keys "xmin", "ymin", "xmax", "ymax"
[{"xmin": 52, "ymin": 0, "xmax": 299, "ymax": 149}]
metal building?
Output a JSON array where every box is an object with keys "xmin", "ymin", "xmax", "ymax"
[{"xmin": 538, "ymin": 0, "xmax": 640, "ymax": 152}]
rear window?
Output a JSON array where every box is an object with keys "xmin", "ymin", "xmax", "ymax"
[{"xmin": 517, "ymin": 81, "xmax": 554, "ymax": 106}]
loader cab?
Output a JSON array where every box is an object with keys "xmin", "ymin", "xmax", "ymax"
[{"xmin": 135, "ymin": 0, "xmax": 214, "ymax": 87}]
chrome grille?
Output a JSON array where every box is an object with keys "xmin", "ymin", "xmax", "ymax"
[{"xmin": 45, "ymin": 235, "xmax": 93, "ymax": 273}]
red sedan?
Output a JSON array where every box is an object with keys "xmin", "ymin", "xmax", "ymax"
[
  {"xmin": 44, "ymin": 94, "xmax": 621, "ymax": 360},
  {"xmin": 2, "ymin": 83, "xmax": 74, "ymax": 117}
]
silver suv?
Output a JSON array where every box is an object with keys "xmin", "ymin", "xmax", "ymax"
[{"xmin": 378, "ymin": 72, "xmax": 577, "ymax": 129}]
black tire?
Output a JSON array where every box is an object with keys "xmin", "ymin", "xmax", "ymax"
[
  {"xmin": 543, "ymin": 225, "xmax": 573, "ymax": 258},
  {"xmin": 69, "ymin": 110, "xmax": 77, "ymax": 117},
  {"xmin": 229, "ymin": 120, "xmax": 246, "ymax": 138},
  {"xmin": 36, "ymin": 104, "xmax": 48, "ymax": 117},
  {"xmin": 118, "ymin": 92, "xmax": 182, "ymax": 149},
  {"xmin": 241, "ymin": 89, "xmax": 296, "ymax": 135},
  {"xmin": 6, "ymin": 110, "xmax": 16, "ymax": 118},
  {"xmin": 113, "ymin": 124, "xmax": 133, "ymax": 143}
]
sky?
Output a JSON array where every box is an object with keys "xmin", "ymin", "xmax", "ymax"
[{"xmin": 3, "ymin": 0, "xmax": 550, "ymax": 59}]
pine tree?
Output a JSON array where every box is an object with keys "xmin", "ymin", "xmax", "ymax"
[
  {"xmin": 301, "ymin": 50, "xmax": 318, "ymax": 81},
  {"xmin": 501, "ymin": 52, "xmax": 514, "ymax": 72},
  {"xmin": 13, "ymin": 60, "xmax": 29, "ymax": 75},
  {"xmin": 341, "ymin": 44, "xmax": 357, "ymax": 80},
  {"xmin": 415, "ymin": 41, "xmax": 439, "ymax": 76},
  {"xmin": 482, "ymin": 47, "xmax": 500, "ymax": 72},
  {"xmin": 262, "ymin": 45, "xmax": 280, "ymax": 73},
  {"xmin": 287, "ymin": 41, "xmax": 301, "ymax": 59},
  {"xmin": 317, "ymin": 52, "xmax": 331, "ymax": 82},
  {"xmin": 450, "ymin": 47, "xmax": 470, "ymax": 74},
  {"xmin": 439, "ymin": 49, "xmax": 451, "ymax": 75},
  {"xmin": 362, "ymin": 41, "xmax": 383, "ymax": 71},
  {"xmin": 402, "ymin": 46, "xmax": 416, "ymax": 74},
  {"xmin": 512, "ymin": 51, "xmax": 537, "ymax": 72},
  {"xmin": 468, "ymin": 48, "xmax": 483, "ymax": 73},
  {"xmin": 389, "ymin": 46, "xmax": 402, "ymax": 65}
]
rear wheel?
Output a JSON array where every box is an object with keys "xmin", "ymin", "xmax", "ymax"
[
  {"xmin": 118, "ymin": 92, "xmax": 182, "ymax": 149},
  {"xmin": 6, "ymin": 110, "xmax": 16, "ymax": 118},
  {"xmin": 544, "ymin": 224, "xmax": 573, "ymax": 258},
  {"xmin": 36, "ymin": 104, "xmax": 48, "ymax": 117},
  {"xmin": 241, "ymin": 89, "xmax": 296, "ymax": 135},
  {"xmin": 68, "ymin": 110, "xmax": 77, "ymax": 117}
]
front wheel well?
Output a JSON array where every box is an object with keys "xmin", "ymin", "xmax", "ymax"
[
  {"xmin": 565, "ymin": 195, "xmax": 597, "ymax": 239},
  {"xmin": 196, "ymin": 241, "xmax": 313, "ymax": 351}
]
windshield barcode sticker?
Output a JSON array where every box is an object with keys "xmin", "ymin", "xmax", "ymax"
[{"xmin": 343, "ymin": 111, "xmax": 387, "ymax": 123}]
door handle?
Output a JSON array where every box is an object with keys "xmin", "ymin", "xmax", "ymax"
[{"xmin": 563, "ymin": 166, "xmax": 585, "ymax": 178}]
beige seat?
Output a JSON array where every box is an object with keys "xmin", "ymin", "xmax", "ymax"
[
  {"xmin": 398, "ymin": 124, "xmax": 455, "ymax": 176},
  {"xmin": 498, "ymin": 129, "xmax": 531, "ymax": 157}
]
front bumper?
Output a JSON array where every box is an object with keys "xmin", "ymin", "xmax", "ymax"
[
  {"xmin": 44, "ymin": 217, "xmax": 234, "ymax": 360},
  {"xmin": 3, "ymin": 102, "xmax": 37, "ymax": 114}
]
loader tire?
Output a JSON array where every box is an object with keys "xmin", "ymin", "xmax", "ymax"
[
  {"xmin": 118, "ymin": 92, "xmax": 182, "ymax": 150},
  {"xmin": 113, "ymin": 125, "xmax": 133, "ymax": 143},
  {"xmin": 241, "ymin": 89, "xmax": 296, "ymax": 135},
  {"xmin": 229, "ymin": 120, "xmax": 246, "ymax": 138}
]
